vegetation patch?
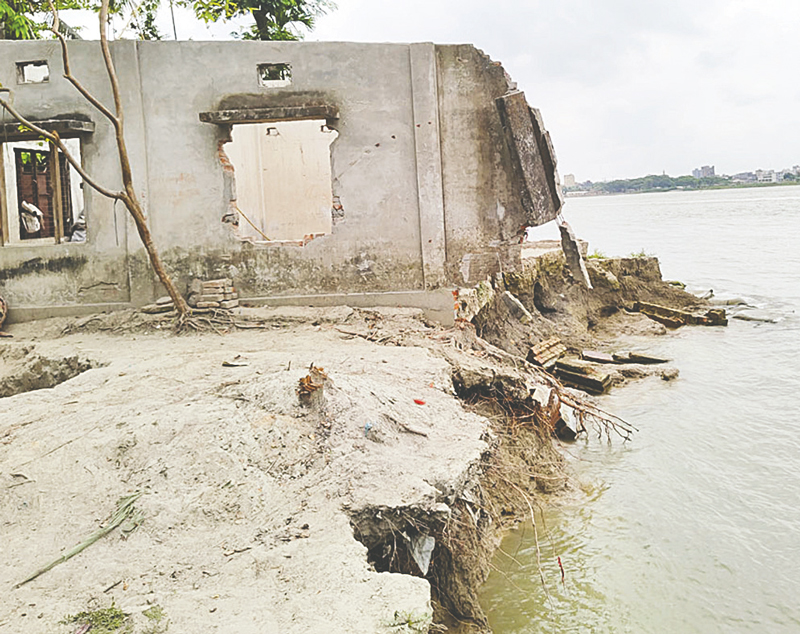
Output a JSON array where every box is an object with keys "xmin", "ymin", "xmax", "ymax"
[
  {"xmin": 142, "ymin": 605, "xmax": 169, "ymax": 634},
  {"xmin": 61, "ymin": 602, "xmax": 132, "ymax": 633}
]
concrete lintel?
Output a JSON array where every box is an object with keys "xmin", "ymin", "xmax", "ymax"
[
  {"xmin": 0, "ymin": 118, "xmax": 95, "ymax": 142},
  {"xmin": 199, "ymin": 105, "xmax": 339, "ymax": 126},
  {"xmin": 496, "ymin": 91, "xmax": 561, "ymax": 225},
  {"xmin": 409, "ymin": 42, "xmax": 447, "ymax": 289},
  {"xmin": 242, "ymin": 289, "xmax": 455, "ymax": 326}
]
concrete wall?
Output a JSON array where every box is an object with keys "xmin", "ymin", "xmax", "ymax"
[{"xmin": 0, "ymin": 40, "xmax": 562, "ymax": 320}]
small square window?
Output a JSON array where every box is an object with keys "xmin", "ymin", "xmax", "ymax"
[
  {"xmin": 16, "ymin": 61, "xmax": 50, "ymax": 84},
  {"xmin": 258, "ymin": 63, "xmax": 291, "ymax": 87}
]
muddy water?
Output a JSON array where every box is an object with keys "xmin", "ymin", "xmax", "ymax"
[{"xmin": 481, "ymin": 186, "xmax": 800, "ymax": 632}]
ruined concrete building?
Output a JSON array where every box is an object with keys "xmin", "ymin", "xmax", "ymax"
[{"xmin": 0, "ymin": 41, "xmax": 562, "ymax": 322}]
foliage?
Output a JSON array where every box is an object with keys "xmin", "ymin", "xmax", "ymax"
[
  {"xmin": 0, "ymin": 0, "xmax": 89, "ymax": 40},
  {"xmin": 386, "ymin": 609, "xmax": 435, "ymax": 633},
  {"xmin": 628, "ymin": 248, "xmax": 652, "ymax": 258},
  {"xmin": 597, "ymin": 173, "xmax": 731, "ymax": 194},
  {"xmin": 587, "ymin": 249, "xmax": 607, "ymax": 259},
  {"xmin": 1, "ymin": 0, "xmax": 333, "ymax": 40},
  {"xmin": 109, "ymin": 0, "xmax": 163, "ymax": 39},
  {"xmin": 142, "ymin": 605, "xmax": 169, "ymax": 634},
  {"xmin": 62, "ymin": 602, "xmax": 133, "ymax": 633},
  {"xmin": 183, "ymin": 0, "xmax": 334, "ymax": 40}
]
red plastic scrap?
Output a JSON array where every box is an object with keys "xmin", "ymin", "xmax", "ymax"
[{"xmin": 413, "ymin": 399, "xmax": 426, "ymax": 405}]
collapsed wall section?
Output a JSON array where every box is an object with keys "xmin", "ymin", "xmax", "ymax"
[{"xmin": 437, "ymin": 45, "xmax": 563, "ymax": 288}]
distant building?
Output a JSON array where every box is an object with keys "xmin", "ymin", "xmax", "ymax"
[
  {"xmin": 563, "ymin": 173, "xmax": 576, "ymax": 188},
  {"xmin": 732, "ymin": 172, "xmax": 756, "ymax": 182},
  {"xmin": 755, "ymin": 169, "xmax": 777, "ymax": 183},
  {"xmin": 793, "ymin": 165, "xmax": 800, "ymax": 176},
  {"xmin": 692, "ymin": 165, "xmax": 715, "ymax": 178}
]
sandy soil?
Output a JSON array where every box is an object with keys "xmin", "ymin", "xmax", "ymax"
[
  {"xmin": 1, "ymin": 307, "xmax": 490, "ymax": 633},
  {"xmin": 0, "ymin": 253, "xmax": 709, "ymax": 633}
]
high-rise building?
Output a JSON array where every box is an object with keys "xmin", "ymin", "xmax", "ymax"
[
  {"xmin": 563, "ymin": 173, "xmax": 576, "ymax": 188},
  {"xmin": 692, "ymin": 165, "xmax": 715, "ymax": 178}
]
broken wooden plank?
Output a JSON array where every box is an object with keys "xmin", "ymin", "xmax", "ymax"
[
  {"xmin": 627, "ymin": 352, "xmax": 669, "ymax": 365},
  {"xmin": 555, "ymin": 359, "xmax": 595, "ymax": 375},
  {"xmin": 634, "ymin": 301, "xmax": 727, "ymax": 328},
  {"xmin": 553, "ymin": 368, "xmax": 611, "ymax": 395},
  {"xmin": 581, "ymin": 350, "xmax": 616, "ymax": 364}
]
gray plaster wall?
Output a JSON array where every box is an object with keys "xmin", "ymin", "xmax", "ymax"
[
  {"xmin": 0, "ymin": 39, "xmax": 560, "ymax": 318},
  {"xmin": 0, "ymin": 40, "xmax": 131, "ymax": 309},
  {"xmin": 134, "ymin": 41, "xmax": 427, "ymax": 301}
]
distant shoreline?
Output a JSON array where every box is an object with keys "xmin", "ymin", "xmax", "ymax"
[{"xmin": 564, "ymin": 180, "xmax": 800, "ymax": 197}]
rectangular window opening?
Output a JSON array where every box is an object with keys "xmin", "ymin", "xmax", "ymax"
[
  {"xmin": 223, "ymin": 119, "xmax": 338, "ymax": 246},
  {"xmin": 0, "ymin": 139, "xmax": 86, "ymax": 246},
  {"xmin": 16, "ymin": 61, "xmax": 50, "ymax": 84},
  {"xmin": 257, "ymin": 63, "xmax": 292, "ymax": 88}
]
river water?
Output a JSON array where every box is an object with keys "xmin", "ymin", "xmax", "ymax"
[{"xmin": 480, "ymin": 186, "xmax": 800, "ymax": 633}]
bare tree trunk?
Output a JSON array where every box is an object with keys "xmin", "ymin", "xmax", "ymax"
[{"xmin": 95, "ymin": 0, "xmax": 189, "ymax": 316}]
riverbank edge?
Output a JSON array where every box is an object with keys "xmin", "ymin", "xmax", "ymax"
[{"xmin": 0, "ymin": 250, "xmax": 707, "ymax": 634}]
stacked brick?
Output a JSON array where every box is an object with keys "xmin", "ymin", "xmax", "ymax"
[{"xmin": 187, "ymin": 278, "xmax": 239, "ymax": 309}]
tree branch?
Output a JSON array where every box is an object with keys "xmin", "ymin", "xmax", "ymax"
[
  {"xmin": 98, "ymin": 0, "xmax": 125, "ymax": 126},
  {"xmin": 48, "ymin": 2, "xmax": 120, "ymax": 128},
  {"xmin": 98, "ymin": 0, "xmax": 137, "ymax": 202},
  {"xmin": 0, "ymin": 91, "xmax": 123, "ymax": 201}
]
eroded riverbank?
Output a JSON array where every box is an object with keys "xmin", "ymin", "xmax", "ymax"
[{"xmin": 0, "ymin": 249, "xmax": 709, "ymax": 633}]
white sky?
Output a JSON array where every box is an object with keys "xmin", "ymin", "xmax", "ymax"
[{"xmin": 62, "ymin": 0, "xmax": 800, "ymax": 181}]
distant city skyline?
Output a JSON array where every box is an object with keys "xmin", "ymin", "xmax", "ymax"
[{"xmin": 564, "ymin": 162, "xmax": 800, "ymax": 184}]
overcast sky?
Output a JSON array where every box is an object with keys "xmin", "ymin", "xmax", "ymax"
[{"xmin": 71, "ymin": 0, "xmax": 800, "ymax": 181}]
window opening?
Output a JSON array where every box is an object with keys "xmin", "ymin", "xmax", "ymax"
[
  {"xmin": 223, "ymin": 119, "xmax": 337, "ymax": 245},
  {"xmin": 16, "ymin": 61, "xmax": 50, "ymax": 84},
  {"xmin": 1, "ymin": 139, "xmax": 85, "ymax": 246},
  {"xmin": 257, "ymin": 63, "xmax": 292, "ymax": 87}
]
